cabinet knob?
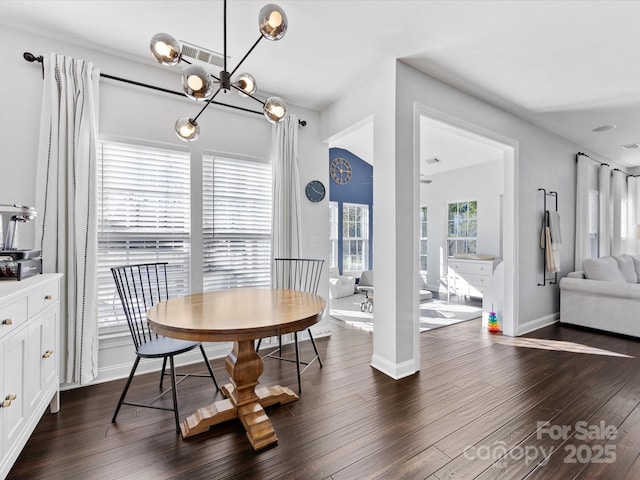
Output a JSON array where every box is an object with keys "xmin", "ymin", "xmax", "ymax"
[
  {"xmin": 43, "ymin": 350, "xmax": 54, "ymax": 359},
  {"xmin": 1, "ymin": 399, "xmax": 10, "ymax": 408},
  {"xmin": 1, "ymin": 318, "xmax": 12, "ymax": 326},
  {"xmin": 1, "ymin": 394, "xmax": 17, "ymax": 407},
  {"xmin": 45, "ymin": 295, "xmax": 53, "ymax": 300},
  {"xmin": 6, "ymin": 393, "xmax": 16, "ymax": 401}
]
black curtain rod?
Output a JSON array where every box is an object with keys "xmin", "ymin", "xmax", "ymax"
[
  {"xmin": 23, "ymin": 52, "xmax": 307, "ymax": 127},
  {"xmin": 577, "ymin": 152, "xmax": 636, "ymax": 177}
]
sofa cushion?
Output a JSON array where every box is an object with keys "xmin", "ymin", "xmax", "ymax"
[
  {"xmin": 613, "ymin": 255, "xmax": 638, "ymax": 283},
  {"xmin": 633, "ymin": 256, "xmax": 640, "ymax": 282},
  {"xmin": 583, "ymin": 257, "xmax": 626, "ymax": 283}
]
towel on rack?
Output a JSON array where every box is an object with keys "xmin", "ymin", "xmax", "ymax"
[
  {"xmin": 549, "ymin": 211, "xmax": 561, "ymax": 243},
  {"xmin": 540, "ymin": 211, "xmax": 560, "ymax": 273}
]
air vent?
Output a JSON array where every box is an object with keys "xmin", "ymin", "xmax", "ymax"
[
  {"xmin": 424, "ymin": 157, "xmax": 440, "ymax": 164},
  {"xmin": 179, "ymin": 41, "xmax": 228, "ymax": 69}
]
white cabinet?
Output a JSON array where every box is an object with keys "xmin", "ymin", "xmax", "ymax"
[
  {"xmin": 447, "ymin": 258, "xmax": 500, "ymax": 298},
  {"xmin": 0, "ymin": 274, "xmax": 62, "ymax": 479}
]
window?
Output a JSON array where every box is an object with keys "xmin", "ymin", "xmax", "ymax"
[
  {"xmin": 329, "ymin": 201, "xmax": 339, "ymax": 269},
  {"xmin": 203, "ymin": 155, "xmax": 272, "ymax": 291},
  {"xmin": 97, "ymin": 141, "xmax": 191, "ymax": 327},
  {"xmin": 447, "ymin": 200, "xmax": 477, "ymax": 256},
  {"xmin": 342, "ymin": 203, "xmax": 369, "ymax": 272},
  {"xmin": 420, "ymin": 206, "xmax": 428, "ymax": 272}
]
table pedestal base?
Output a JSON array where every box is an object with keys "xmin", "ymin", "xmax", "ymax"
[{"xmin": 179, "ymin": 340, "xmax": 299, "ymax": 450}]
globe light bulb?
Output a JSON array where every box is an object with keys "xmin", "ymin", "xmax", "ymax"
[
  {"xmin": 175, "ymin": 117, "xmax": 200, "ymax": 141},
  {"xmin": 259, "ymin": 4, "xmax": 288, "ymax": 41},
  {"xmin": 235, "ymin": 73, "xmax": 257, "ymax": 97},
  {"xmin": 150, "ymin": 33, "xmax": 181, "ymax": 66},
  {"xmin": 263, "ymin": 96, "xmax": 287, "ymax": 123},
  {"xmin": 181, "ymin": 65, "xmax": 213, "ymax": 101}
]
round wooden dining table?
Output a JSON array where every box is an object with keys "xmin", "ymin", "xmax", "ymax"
[{"xmin": 147, "ymin": 287, "xmax": 326, "ymax": 451}]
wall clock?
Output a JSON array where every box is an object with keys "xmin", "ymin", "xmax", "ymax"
[
  {"xmin": 305, "ymin": 180, "xmax": 326, "ymax": 202},
  {"xmin": 330, "ymin": 157, "xmax": 352, "ymax": 184}
]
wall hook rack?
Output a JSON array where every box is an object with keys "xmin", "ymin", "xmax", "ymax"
[{"xmin": 538, "ymin": 188, "xmax": 558, "ymax": 286}]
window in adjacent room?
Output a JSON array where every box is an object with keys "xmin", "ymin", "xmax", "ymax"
[
  {"xmin": 329, "ymin": 201, "xmax": 339, "ymax": 269},
  {"xmin": 447, "ymin": 200, "xmax": 477, "ymax": 256},
  {"xmin": 420, "ymin": 206, "xmax": 428, "ymax": 273},
  {"xmin": 202, "ymin": 154, "xmax": 272, "ymax": 291},
  {"xmin": 342, "ymin": 202, "xmax": 369, "ymax": 273},
  {"xmin": 97, "ymin": 140, "xmax": 191, "ymax": 328}
]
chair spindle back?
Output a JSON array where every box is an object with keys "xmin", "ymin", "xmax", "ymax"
[
  {"xmin": 273, "ymin": 258, "xmax": 324, "ymax": 295},
  {"xmin": 111, "ymin": 262, "xmax": 170, "ymax": 350}
]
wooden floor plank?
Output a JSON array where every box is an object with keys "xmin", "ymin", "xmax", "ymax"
[{"xmin": 8, "ymin": 317, "xmax": 640, "ymax": 480}]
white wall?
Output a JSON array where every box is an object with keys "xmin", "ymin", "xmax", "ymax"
[
  {"xmin": 1, "ymin": 25, "xmax": 330, "ymax": 386},
  {"xmin": 421, "ymin": 159, "xmax": 504, "ymax": 291}
]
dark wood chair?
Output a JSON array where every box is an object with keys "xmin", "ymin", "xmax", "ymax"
[
  {"xmin": 256, "ymin": 258, "xmax": 324, "ymax": 393},
  {"xmin": 110, "ymin": 262, "xmax": 219, "ymax": 433}
]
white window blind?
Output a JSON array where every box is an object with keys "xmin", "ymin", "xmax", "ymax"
[
  {"xmin": 97, "ymin": 141, "xmax": 191, "ymax": 327},
  {"xmin": 203, "ymin": 155, "xmax": 272, "ymax": 291},
  {"xmin": 420, "ymin": 206, "xmax": 428, "ymax": 272}
]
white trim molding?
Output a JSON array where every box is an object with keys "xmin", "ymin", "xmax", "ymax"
[{"xmin": 370, "ymin": 354, "xmax": 418, "ymax": 380}]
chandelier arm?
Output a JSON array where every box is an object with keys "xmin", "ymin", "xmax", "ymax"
[
  {"xmin": 223, "ymin": 0, "xmax": 228, "ymax": 72},
  {"xmin": 193, "ymin": 87, "xmax": 223, "ymax": 122},
  {"xmin": 229, "ymin": 36, "xmax": 264, "ymax": 78},
  {"xmin": 229, "ymin": 84, "xmax": 265, "ymax": 106}
]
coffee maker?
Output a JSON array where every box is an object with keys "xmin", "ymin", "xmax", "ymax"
[{"xmin": 0, "ymin": 204, "xmax": 42, "ymax": 280}]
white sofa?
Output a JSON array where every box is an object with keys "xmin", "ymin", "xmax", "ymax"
[
  {"xmin": 559, "ymin": 254, "xmax": 640, "ymax": 338},
  {"xmin": 329, "ymin": 267, "xmax": 356, "ymax": 299}
]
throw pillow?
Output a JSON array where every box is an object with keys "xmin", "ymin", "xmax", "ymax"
[
  {"xmin": 583, "ymin": 257, "xmax": 626, "ymax": 283},
  {"xmin": 613, "ymin": 255, "xmax": 638, "ymax": 283}
]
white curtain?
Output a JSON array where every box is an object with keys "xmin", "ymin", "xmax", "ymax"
[
  {"xmin": 598, "ymin": 164, "xmax": 612, "ymax": 257},
  {"xmin": 611, "ymin": 170, "xmax": 626, "ymax": 256},
  {"xmin": 628, "ymin": 177, "xmax": 640, "ymax": 255},
  {"xmin": 35, "ymin": 53, "xmax": 99, "ymax": 385},
  {"xmin": 574, "ymin": 154, "xmax": 591, "ymax": 270},
  {"xmin": 271, "ymin": 114, "xmax": 302, "ymax": 260}
]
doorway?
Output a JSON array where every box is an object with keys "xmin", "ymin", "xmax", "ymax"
[
  {"xmin": 326, "ymin": 118, "xmax": 374, "ymax": 325},
  {"xmin": 415, "ymin": 104, "xmax": 518, "ymax": 336}
]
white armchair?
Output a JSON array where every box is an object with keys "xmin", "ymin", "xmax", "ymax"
[{"xmin": 329, "ymin": 267, "xmax": 355, "ymax": 299}]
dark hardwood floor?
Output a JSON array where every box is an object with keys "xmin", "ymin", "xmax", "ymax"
[{"xmin": 9, "ymin": 316, "xmax": 640, "ymax": 479}]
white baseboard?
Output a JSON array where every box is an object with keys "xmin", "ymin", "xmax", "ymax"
[
  {"xmin": 62, "ymin": 342, "xmax": 234, "ymax": 389},
  {"xmin": 517, "ymin": 312, "xmax": 559, "ymax": 336},
  {"xmin": 61, "ymin": 327, "xmax": 333, "ymax": 391},
  {"xmin": 370, "ymin": 354, "xmax": 418, "ymax": 380}
]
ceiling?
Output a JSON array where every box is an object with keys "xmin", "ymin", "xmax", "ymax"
[{"xmin": 3, "ymin": 0, "xmax": 640, "ymax": 167}]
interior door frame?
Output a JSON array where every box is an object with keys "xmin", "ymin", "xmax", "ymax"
[{"xmin": 413, "ymin": 103, "xmax": 519, "ymax": 336}]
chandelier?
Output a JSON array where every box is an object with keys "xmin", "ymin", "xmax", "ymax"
[{"xmin": 150, "ymin": 0, "xmax": 288, "ymax": 141}]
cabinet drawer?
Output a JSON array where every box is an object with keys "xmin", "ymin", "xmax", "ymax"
[
  {"xmin": 448, "ymin": 261, "xmax": 493, "ymax": 276},
  {"xmin": 0, "ymin": 298, "xmax": 27, "ymax": 340},
  {"xmin": 28, "ymin": 282, "xmax": 59, "ymax": 317}
]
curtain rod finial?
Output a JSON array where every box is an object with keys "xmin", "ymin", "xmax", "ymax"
[{"xmin": 23, "ymin": 52, "xmax": 43, "ymax": 63}]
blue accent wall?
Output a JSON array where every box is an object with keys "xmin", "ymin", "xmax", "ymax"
[{"xmin": 329, "ymin": 147, "xmax": 373, "ymax": 274}]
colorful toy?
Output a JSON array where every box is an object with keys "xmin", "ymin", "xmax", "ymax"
[{"xmin": 488, "ymin": 310, "xmax": 500, "ymax": 332}]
